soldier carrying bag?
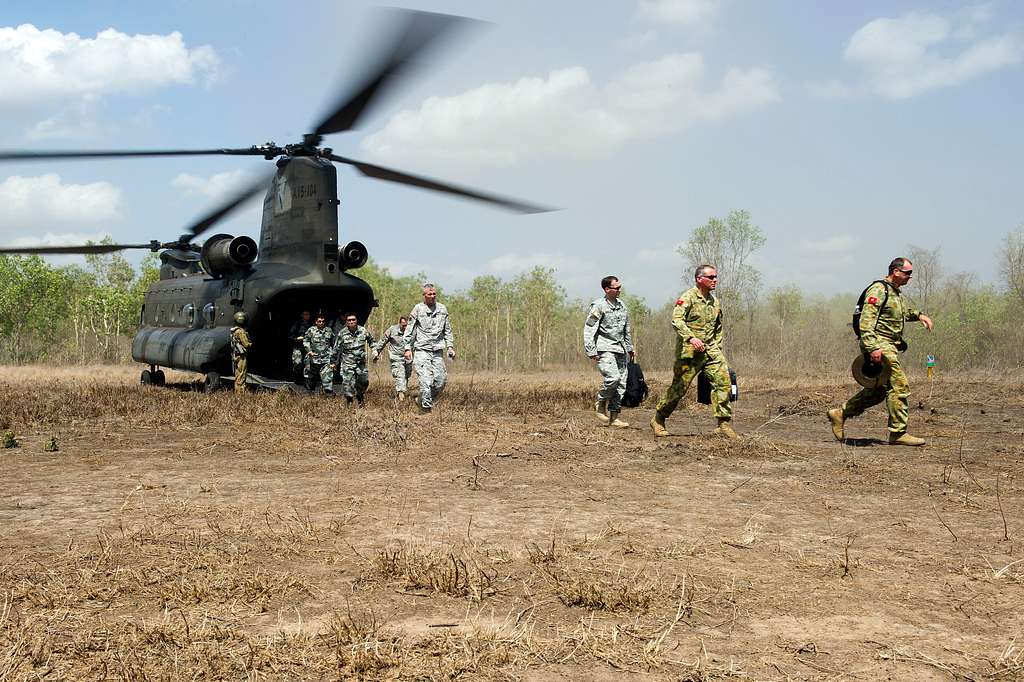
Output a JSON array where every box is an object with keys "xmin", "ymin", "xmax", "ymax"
[
  {"xmin": 621, "ymin": 361, "xmax": 649, "ymax": 408},
  {"xmin": 697, "ymin": 369, "xmax": 738, "ymax": 405}
]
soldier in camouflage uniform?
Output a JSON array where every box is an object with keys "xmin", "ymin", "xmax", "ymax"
[
  {"xmin": 334, "ymin": 312, "xmax": 376, "ymax": 405},
  {"xmin": 289, "ymin": 310, "xmax": 313, "ymax": 382},
  {"xmin": 372, "ymin": 315, "xmax": 413, "ymax": 400},
  {"xmin": 303, "ymin": 314, "xmax": 336, "ymax": 395},
  {"xmin": 403, "ymin": 283, "xmax": 455, "ymax": 413},
  {"xmin": 230, "ymin": 311, "xmax": 252, "ymax": 394},
  {"xmin": 583, "ymin": 276, "xmax": 634, "ymax": 428},
  {"xmin": 650, "ymin": 265, "xmax": 739, "ymax": 440},
  {"xmin": 828, "ymin": 257, "xmax": 934, "ymax": 446}
]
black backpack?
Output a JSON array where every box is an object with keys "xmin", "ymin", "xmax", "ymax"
[
  {"xmin": 697, "ymin": 369, "xmax": 738, "ymax": 405},
  {"xmin": 620, "ymin": 361, "xmax": 649, "ymax": 408},
  {"xmin": 852, "ymin": 280, "xmax": 891, "ymax": 338}
]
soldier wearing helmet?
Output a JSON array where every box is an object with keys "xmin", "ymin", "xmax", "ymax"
[{"xmin": 230, "ymin": 311, "xmax": 252, "ymax": 393}]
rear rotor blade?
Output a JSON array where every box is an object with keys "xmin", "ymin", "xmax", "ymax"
[
  {"xmin": 0, "ymin": 148, "xmax": 262, "ymax": 162},
  {"xmin": 181, "ymin": 171, "xmax": 276, "ymax": 242},
  {"xmin": 0, "ymin": 243, "xmax": 154, "ymax": 255},
  {"xmin": 313, "ymin": 10, "xmax": 475, "ymax": 136},
  {"xmin": 328, "ymin": 154, "xmax": 553, "ymax": 214}
]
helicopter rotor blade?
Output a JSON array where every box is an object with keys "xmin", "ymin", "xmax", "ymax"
[
  {"xmin": 327, "ymin": 154, "xmax": 553, "ymax": 214},
  {"xmin": 0, "ymin": 148, "xmax": 263, "ymax": 163},
  {"xmin": 312, "ymin": 10, "xmax": 476, "ymax": 137},
  {"xmin": 180, "ymin": 170, "xmax": 276, "ymax": 242},
  {"xmin": 0, "ymin": 242, "xmax": 156, "ymax": 255}
]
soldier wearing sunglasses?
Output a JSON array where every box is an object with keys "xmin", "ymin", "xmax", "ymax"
[
  {"xmin": 828, "ymin": 257, "xmax": 934, "ymax": 446},
  {"xmin": 650, "ymin": 264, "xmax": 739, "ymax": 439}
]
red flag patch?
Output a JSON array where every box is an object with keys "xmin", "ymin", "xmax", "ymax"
[
  {"xmin": 675, "ymin": 298, "xmax": 685, "ymax": 306},
  {"xmin": 866, "ymin": 296, "xmax": 879, "ymax": 305}
]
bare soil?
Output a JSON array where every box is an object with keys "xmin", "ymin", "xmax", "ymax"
[{"xmin": 1, "ymin": 365, "xmax": 1022, "ymax": 680}]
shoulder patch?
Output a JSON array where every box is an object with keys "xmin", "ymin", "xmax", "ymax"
[
  {"xmin": 675, "ymin": 298, "xmax": 685, "ymax": 306},
  {"xmin": 866, "ymin": 296, "xmax": 879, "ymax": 305}
]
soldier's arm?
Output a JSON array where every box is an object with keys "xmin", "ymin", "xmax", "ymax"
[
  {"xmin": 403, "ymin": 311, "xmax": 418, "ymax": 351},
  {"xmin": 623, "ymin": 311, "xmax": 634, "ymax": 354},
  {"xmin": 444, "ymin": 312, "xmax": 454, "ymax": 350},
  {"xmin": 242, "ymin": 329, "xmax": 252, "ymax": 350},
  {"xmin": 858, "ymin": 283, "xmax": 885, "ymax": 351},
  {"xmin": 365, "ymin": 330, "xmax": 376, "ymax": 349},
  {"xmin": 710, "ymin": 305, "xmax": 724, "ymax": 349},
  {"xmin": 303, "ymin": 330, "xmax": 313, "ymax": 353},
  {"xmin": 372, "ymin": 330, "xmax": 389, "ymax": 353},
  {"xmin": 906, "ymin": 306, "xmax": 922, "ymax": 322},
  {"xmin": 671, "ymin": 297, "xmax": 697, "ymax": 341},
  {"xmin": 582, "ymin": 303, "xmax": 602, "ymax": 356}
]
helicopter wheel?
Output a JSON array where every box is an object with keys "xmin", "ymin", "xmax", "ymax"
[
  {"xmin": 153, "ymin": 370, "xmax": 166, "ymax": 387},
  {"xmin": 203, "ymin": 371, "xmax": 221, "ymax": 394},
  {"xmin": 141, "ymin": 369, "xmax": 152, "ymax": 385}
]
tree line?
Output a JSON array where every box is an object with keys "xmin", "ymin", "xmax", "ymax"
[{"xmin": 3, "ymin": 218, "xmax": 1024, "ymax": 373}]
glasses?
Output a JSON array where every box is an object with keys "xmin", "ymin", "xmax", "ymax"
[
  {"xmin": 701, "ymin": 275, "xmax": 718, "ymax": 280},
  {"xmin": 606, "ymin": 285, "xmax": 621, "ymax": 291},
  {"xmin": 897, "ymin": 269, "xmax": 913, "ymax": 276}
]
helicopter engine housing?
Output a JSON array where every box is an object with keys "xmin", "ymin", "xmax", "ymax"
[
  {"xmin": 339, "ymin": 240, "xmax": 368, "ymax": 270},
  {"xmin": 200, "ymin": 234, "xmax": 258, "ymax": 277}
]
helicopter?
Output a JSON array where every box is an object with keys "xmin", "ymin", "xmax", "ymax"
[{"xmin": 0, "ymin": 10, "xmax": 548, "ymax": 392}]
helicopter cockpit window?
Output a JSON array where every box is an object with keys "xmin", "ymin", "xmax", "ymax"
[
  {"xmin": 184, "ymin": 304, "xmax": 196, "ymax": 328},
  {"xmin": 202, "ymin": 303, "xmax": 216, "ymax": 328}
]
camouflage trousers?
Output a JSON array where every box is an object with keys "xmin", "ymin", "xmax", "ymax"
[
  {"xmin": 390, "ymin": 358, "xmax": 413, "ymax": 393},
  {"xmin": 339, "ymin": 356, "xmax": 369, "ymax": 398},
  {"xmin": 291, "ymin": 347, "xmax": 310, "ymax": 380},
  {"xmin": 306, "ymin": 361, "xmax": 334, "ymax": 394},
  {"xmin": 413, "ymin": 349, "xmax": 447, "ymax": 409},
  {"xmin": 842, "ymin": 343, "xmax": 910, "ymax": 434},
  {"xmin": 655, "ymin": 350, "xmax": 733, "ymax": 421},
  {"xmin": 233, "ymin": 354, "xmax": 248, "ymax": 394},
  {"xmin": 595, "ymin": 351, "xmax": 627, "ymax": 412}
]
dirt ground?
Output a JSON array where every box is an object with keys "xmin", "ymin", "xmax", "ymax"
[{"xmin": 1, "ymin": 365, "xmax": 1022, "ymax": 680}]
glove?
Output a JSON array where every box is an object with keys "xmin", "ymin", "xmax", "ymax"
[
  {"xmin": 371, "ymin": 351, "xmax": 379, "ymax": 362},
  {"xmin": 448, "ymin": 348, "xmax": 456, "ymax": 360}
]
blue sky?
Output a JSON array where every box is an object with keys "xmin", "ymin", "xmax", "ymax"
[{"xmin": 1, "ymin": 0, "xmax": 1021, "ymax": 305}]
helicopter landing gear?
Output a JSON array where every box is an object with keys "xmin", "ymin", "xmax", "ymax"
[
  {"xmin": 141, "ymin": 369, "xmax": 152, "ymax": 385},
  {"xmin": 153, "ymin": 369, "xmax": 166, "ymax": 386},
  {"xmin": 203, "ymin": 371, "xmax": 221, "ymax": 394},
  {"xmin": 142, "ymin": 366, "xmax": 166, "ymax": 386}
]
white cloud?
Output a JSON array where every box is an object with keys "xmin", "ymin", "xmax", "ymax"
[
  {"xmin": 637, "ymin": 0, "xmax": 719, "ymax": 27},
  {"xmin": 618, "ymin": 30, "xmax": 658, "ymax": 51},
  {"xmin": 8, "ymin": 230, "xmax": 113, "ymax": 247},
  {"xmin": 362, "ymin": 53, "xmax": 779, "ymax": 168},
  {"xmin": 0, "ymin": 174, "xmax": 123, "ymax": 234},
  {"xmin": 0, "ymin": 24, "xmax": 220, "ymax": 109},
  {"xmin": 812, "ymin": 8, "xmax": 1023, "ymax": 100},
  {"xmin": 172, "ymin": 169, "xmax": 250, "ymax": 201}
]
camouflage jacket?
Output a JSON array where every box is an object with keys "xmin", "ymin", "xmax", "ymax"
[
  {"xmin": 288, "ymin": 320, "xmax": 313, "ymax": 349},
  {"xmin": 671, "ymin": 287, "xmax": 723, "ymax": 357},
  {"xmin": 303, "ymin": 326, "xmax": 335, "ymax": 364},
  {"xmin": 334, "ymin": 325, "xmax": 375, "ymax": 364},
  {"xmin": 230, "ymin": 326, "xmax": 251, "ymax": 356},
  {"xmin": 582, "ymin": 297, "xmax": 633, "ymax": 356},
  {"xmin": 858, "ymin": 280, "xmax": 922, "ymax": 352},
  {"xmin": 373, "ymin": 324, "xmax": 410, "ymax": 362},
  {"xmin": 404, "ymin": 302, "xmax": 454, "ymax": 353}
]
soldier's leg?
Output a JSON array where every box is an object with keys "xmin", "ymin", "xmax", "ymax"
[
  {"xmin": 291, "ymin": 348, "xmax": 303, "ymax": 379},
  {"xmin": 842, "ymin": 386, "xmax": 886, "ymax": 418},
  {"xmin": 234, "ymin": 356, "xmax": 248, "ymax": 394},
  {"xmin": 340, "ymin": 361, "xmax": 356, "ymax": 398},
  {"xmin": 431, "ymin": 351, "xmax": 448, "ymax": 401},
  {"xmin": 321, "ymin": 363, "xmax": 335, "ymax": 395},
  {"xmin": 608, "ymin": 353, "xmax": 628, "ymax": 413},
  {"xmin": 655, "ymin": 356, "xmax": 703, "ymax": 420},
  {"xmin": 390, "ymin": 360, "xmax": 406, "ymax": 393},
  {"xmin": 413, "ymin": 351, "xmax": 435, "ymax": 408},
  {"xmin": 704, "ymin": 355, "xmax": 732, "ymax": 421},
  {"xmin": 883, "ymin": 350, "xmax": 911, "ymax": 434},
  {"xmin": 305, "ymin": 362, "xmax": 320, "ymax": 391},
  {"xmin": 596, "ymin": 352, "xmax": 621, "ymax": 405}
]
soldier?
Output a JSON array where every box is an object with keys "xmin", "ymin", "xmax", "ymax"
[
  {"xmin": 583, "ymin": 276, "xmax": 634, "ymax": 428},
  {"xmin": 288, "ymin": 310, "xmax": 313, "ymax": 382},
  {"xmin": 828, "ymin": 257, "xmax": 934, "ymax": 446},
  {"xmin": 372, "ymin": 315, "xmax": 414, "ymax": 400},
  {"xmin": 650, "ymin": 264, "xmax": 739, "ymax": 439},
  {"xmin": 230, "ymin": 311, "xmax": 252, "ymax": 394},
  {"xmin": 334, "ymin": 312, "xmax": 375, "ymax": 405},
  {"xmin": 403, "ymin": 283, "xmax": 455, "ymax": 413},
  {"xmin": 303, "ymin": 313, "xmax": 336, "ymax": 395}
]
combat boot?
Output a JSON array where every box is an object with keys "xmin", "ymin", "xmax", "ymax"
[
  {"xmin": 418, "ymin": 405, "xmax": 432, "ymax": 415},
  {"xmin": 345, "ymin": 396, "xmax": 353, "ymax": 405},
  {"xmin": 397, "ymin": 391, "xmax": 406, "ymax": 402},
  {"xmin": 356, "ymin": 395, "xmax": 365, "ymax": 407},
  {"xmin": 715, "ymin": 418, "xmax": 740, "ymax": 440},
  {"xmin": 595, "ymin": 400, "xmax": 610, "ymax": 423},
  {"xmin": 827, "ymin": 408, "xmax": 845, "ymax": 441},
  {"xmin": 888, "ymin": 432, "xmax": 925, "ymax": 446},
  {"xmin": 608, "ymin": 411, "xmax": 630, "ymax": 428},
  {"xmin": 650, "ymin": 414, "xmax": 669, "ymax": 437}
]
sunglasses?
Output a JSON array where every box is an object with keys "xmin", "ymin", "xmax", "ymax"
[
  {"xmin": 701, "ymin": 275, "xmax": 718, "ymax": 280},
  {"xmin": 606, "ymin": 285, "xmax": 622, "ymax": 291},
  {"xmin": 897, "ymin": 269, "xmax": 913, "ymax": 276}
]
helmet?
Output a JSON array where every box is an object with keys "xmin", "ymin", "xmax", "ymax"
[{"xmin": 233, "ymin": 311, "xmax": 247, "ymax": 325}]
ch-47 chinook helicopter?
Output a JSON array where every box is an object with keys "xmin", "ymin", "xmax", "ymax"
[{"xmin": 0, "ymin": 10, "xmax": 549, "ymax": 392}]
